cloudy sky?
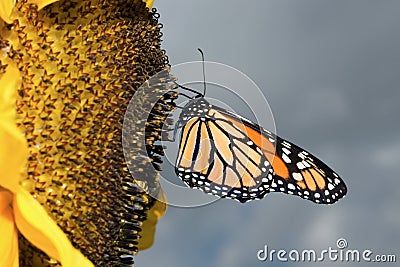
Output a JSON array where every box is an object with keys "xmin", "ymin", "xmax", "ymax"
[{"xmin": 137, "ymin": 1, "xmax": 400, "ymax": 266}]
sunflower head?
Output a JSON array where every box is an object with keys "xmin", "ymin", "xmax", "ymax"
[{"xmin": 0, "ymin": 0, "xmax": 173, "ymax": 266}]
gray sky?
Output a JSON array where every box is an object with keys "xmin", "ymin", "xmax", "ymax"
[{"xmin": 137, "ymin": 1, "xmax": 400, "ymax": 266}]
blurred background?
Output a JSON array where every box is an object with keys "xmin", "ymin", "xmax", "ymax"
[{"xmin": 137, "ymin": 0, "xmax": 400, "ymax": 266}]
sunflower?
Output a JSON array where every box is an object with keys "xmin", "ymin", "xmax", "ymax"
[{"xmin": 0, "ymin": 0, "xmax": 171, "ymax": 266}]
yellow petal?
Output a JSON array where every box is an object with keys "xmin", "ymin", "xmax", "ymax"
[
  {"xmin": 0, "ymin": 64, "xmax": 27, "ymax": 192},
  {"xmin": 137, "ymin": 189, "xmax": 167, "ymax": 251},
  {"xmin": 144, "ymin": 0, "xmax": 154, "ymax": 9},
  {"xmin": 0, "ymin": 0, "xmax": 14, "ymax": 24},
  {"xmin": 153, "ymin": 188, "xmax": 168, "ymax": 219},
  {"xmin": 13, "ymin": 189, "xmax": 94, "ymax": 267},
  {"xmin": 0, "ymin": 189, "xmax": 18, "ymax": 267}
]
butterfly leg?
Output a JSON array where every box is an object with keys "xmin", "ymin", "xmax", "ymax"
[{"xmin": 161, "ymin": 119, "xmax": 184, "ymax": 142}]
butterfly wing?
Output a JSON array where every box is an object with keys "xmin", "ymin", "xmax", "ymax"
[
  {"xmin": 269, "ymin": 136, "xmax": 347, "ymax": 204},
  {"xmin": 175, "ymin": 114, "xmax": 274, "ymax": 203},
  {"xmin": 213, "ymin": 105, "xmax": 347, "ymax": 204},
  {"xmin": 175, "ymin": 98, "xmax": 347, "ymax": 204}
]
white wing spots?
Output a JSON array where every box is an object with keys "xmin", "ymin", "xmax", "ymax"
[
  {"xmin": 282, "ymin": 141, "xmax": 291, "ymax": 148},
  {"xmin": 288, "ymin": 183, "xmax": 296, "ymax": 190},
  {"xmin": 293, "ymin": 172, "xmax": 303, "ymax": 181},
  {"xmin": 334, "ymin": 178, "xmax": 341, "ymax": 185},
  {"xmin": 298, "ymin": 151, "xmax": 308, "ymax": 160},
  {"xmin": 282, "ymin": 153, "xmax": 291, "ymax": 163},
  {"xmin": 282, "ymin": 147, "xmax": 291, "ymax": 155},
  {"xmin": 268, "ymin": 137, "xmax": 275, "ymax": 143},
  {"xmin": 296, "ymin": 162, "xmax": 306, "ymax": 170},
  {"xmin": 203, "ymin": 187, "xmax": 210, "ymax": 192},
  {"xmin": 314, "ymin": 192, "xmax": 321, "ymax": 198},
  {"xmin": 277, "ymin": 180, "xmax": 284, "ymax": 185},
  {"xmin": 247, "ymin": 141, "xmax": 253, "ymax": 145},
  {"xmin": 324, "ymin": 190, "xmax": 330, "ymax": 196},
  {"xmin": 328, "ymin": 183, "xmax": 335, "ymax": 190},
  {"xmin": 264, "ymin": 161, "xmax": 270, "ymax": 167}
]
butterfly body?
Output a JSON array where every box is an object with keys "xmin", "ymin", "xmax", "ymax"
[{"xmin": 175, "ymin": 96, "xmax": 347, "ymax": 204}]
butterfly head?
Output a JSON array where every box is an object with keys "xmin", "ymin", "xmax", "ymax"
[{"xmin": 178, "ymin": 97, "xmax": 211, "ymax": 123}]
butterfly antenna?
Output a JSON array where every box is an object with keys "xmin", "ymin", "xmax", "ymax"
[{"xmin": 198, "ymin": 48, "xmax": 206, "ymax": 96}]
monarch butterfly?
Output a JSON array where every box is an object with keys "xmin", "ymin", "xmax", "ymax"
[{"xmin": 171, "ymin": 50, "xmax": 347, "ymax": 204}]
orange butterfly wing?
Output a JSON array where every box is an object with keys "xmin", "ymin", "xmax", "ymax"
[
  {"xmin": 175, "ymin": 98, "xmax": 347, "ymax": 204},
  {"xmin": 176, "ymin": 115, "xmax": 274, "ymax": 202}
]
